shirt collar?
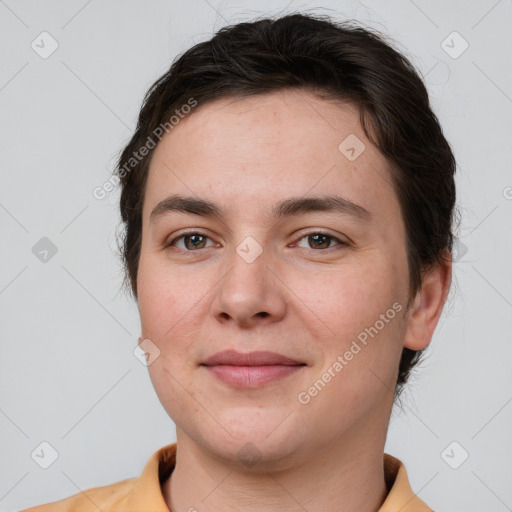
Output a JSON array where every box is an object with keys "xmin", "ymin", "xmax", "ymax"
[{"xmin": 125, "ymin": 443, "xmax": 432, "ymax": 511}]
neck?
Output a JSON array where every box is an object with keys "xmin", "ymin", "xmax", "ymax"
[{"xmin": 163, "ymin": 415, "xmax": 390, "ymax": 512}]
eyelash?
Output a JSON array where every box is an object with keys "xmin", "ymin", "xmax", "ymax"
[{"xmin": 166, "ymin": 230, "xmax": 349, "ymax": 253}]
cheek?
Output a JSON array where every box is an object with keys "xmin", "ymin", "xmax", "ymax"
[
  {"xmin": 137, "ymin": 254, "xmax": 199, "ymax": 412},
  {"xmin": 297, "ymin": 258, "xmax": 406, "ymax": 382},
  {"xmin": 295, "ymin": 259, "xmax": 400, "ymax": 334},
  {"xmin": 298, "ymin": 272, "xmax": 405, "ymax": 421},
  {"xmin": 137, "ymin": 251, "xmax": 209, "ymax": 386},
  {"xmin": 137, "ymin": 251, "xmax": 195, "ymax": 337}
]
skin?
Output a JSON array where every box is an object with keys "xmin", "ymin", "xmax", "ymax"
[{"xmin": 136, "ymin": 89, "xmax": 452, "ymax": 512}]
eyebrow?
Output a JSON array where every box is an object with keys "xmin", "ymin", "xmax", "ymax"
[{"xmin": 149, "ymin": 194, "xmax": 372, "ymax": 224}]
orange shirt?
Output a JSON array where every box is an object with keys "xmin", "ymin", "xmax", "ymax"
[{"xmin": 21, "ymin": 443, "xmax": 432, "ymax": 511}]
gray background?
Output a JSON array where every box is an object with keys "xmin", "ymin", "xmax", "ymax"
[{"xmin": 1, "ymin": 0, "xmax": 511, "ymax": 510}]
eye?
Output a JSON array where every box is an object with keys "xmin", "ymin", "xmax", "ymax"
[
  {"xmin": 167, "ymin": 232, "xmax": 217, "ymax": 251},
  {"xmin": 166, "ymin": 230, "xmax": 349, "ymax": 253},
  {"xmin": 293, "ymin": 231, "xmax": 348, "ymax": 251}
]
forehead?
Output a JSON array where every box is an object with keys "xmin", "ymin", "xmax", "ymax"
[{"xmin": 142, "ymin": 89, "xmax": 399, "ymax": 226}]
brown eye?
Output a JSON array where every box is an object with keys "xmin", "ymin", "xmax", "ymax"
[
  {"xmin": 295, "ymin": 232, "xmax": 347, "ymax": 251},
  {"xmin": 169, "ymin": 232, "xmax": 214, "ymax": 251}
]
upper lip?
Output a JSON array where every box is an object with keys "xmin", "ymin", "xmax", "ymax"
[{"xmin": 201, "ymin": 350, "xmax": 304, "ymax": 366}]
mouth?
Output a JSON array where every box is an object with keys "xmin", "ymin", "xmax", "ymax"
[
  {"xmin": 201, "ymin": 349, "xmax": 304, "ymax": 366},
  {"xmin": 201, "ymin": 350, "xmax": 306, "ymax": 388}
]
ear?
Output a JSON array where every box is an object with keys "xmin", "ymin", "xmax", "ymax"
[{"xmin": 403, "ymin": 249, "xmax": 452, "ymax": 351}]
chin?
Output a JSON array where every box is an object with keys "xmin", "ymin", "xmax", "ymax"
[
  {"xmin": 217, "ymin": 407, "xmax": 291, "ymax": 438},
  {"xmin": 206, "ymin": 434, "xmax": 304, "ymax": 472},
  {"xmin": 192, "ymin": 414, "xmax": 305, "ymax": 466}
]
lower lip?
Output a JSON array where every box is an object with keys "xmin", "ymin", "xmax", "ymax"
[{"xmin": 204, "ymin": 364, "xmax": 304, "ymax": 388}]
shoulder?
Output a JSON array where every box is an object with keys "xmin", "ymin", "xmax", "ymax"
[
  {"xmin": 381, "ymin": 453, "xmax": 434, "ymax": 511},
  {"xmin": 19, "ymin": 476, "xmax": 137, "ymax": 512},
  {"xmin": 19, "ymin": 443, "xmax": 177, "ymax": 512}
]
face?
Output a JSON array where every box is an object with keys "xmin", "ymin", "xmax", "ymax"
[{"xmin": 137, "ymin": 90, "xmax": 414, "ymax": 467}]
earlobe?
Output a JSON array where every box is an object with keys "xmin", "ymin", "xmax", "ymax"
[{"xmin": 403, "ymin": 253, "xmax": 452, "ymax": 351}]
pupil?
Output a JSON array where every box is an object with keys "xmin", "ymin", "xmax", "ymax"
[
  {"xmin": 187, "ymin": 234, "xmax": 204, "ymax": 249},
  {"xmin": 311, "ymin": 234, "xmax": 328, "ymax": 249}
]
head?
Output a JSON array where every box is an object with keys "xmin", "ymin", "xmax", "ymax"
[{"xmin": 114, "ymin": 13, "xmax": 456, "ymax": 462}]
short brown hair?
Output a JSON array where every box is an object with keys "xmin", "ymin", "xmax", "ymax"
[{"xmin": 114, "ymin": 13, "xmax": 457, "ymax": 399}]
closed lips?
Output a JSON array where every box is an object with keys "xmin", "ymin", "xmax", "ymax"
[{"xmin": 201, "ymin": 350, "xmax": 305, "ymax": 366}]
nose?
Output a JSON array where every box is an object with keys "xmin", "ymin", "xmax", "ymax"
[{"xmin": 211, "ymin": 241, "xmax": 287, "ymax": 328}]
